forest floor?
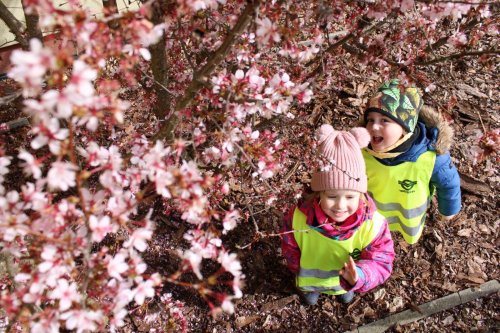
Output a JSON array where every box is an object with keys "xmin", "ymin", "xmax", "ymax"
[
  {"xmin": 0, "ymin": 53, "xmax": 498, "ymax": 332},
  {"xmin": 140, "ymin": 56, "xmax": 499, "ymax": 332}
]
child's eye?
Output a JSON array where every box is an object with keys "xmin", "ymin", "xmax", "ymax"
[{"xmin": 366, "ymin": 119, "xmax": 374, "ymax": 123}]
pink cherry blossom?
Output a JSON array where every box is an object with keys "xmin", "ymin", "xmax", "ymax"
[
  {"xmin": 124, "ymin": 224, "xmax": 153, "ymax": 252},
  {"xmin": 49, "ymin": 278, "xmax": 81, "ymax": 311},
  {"xmin": 218, "ymin": 251, "xmax": 242, "ymax": 277},
  {"xmin": 222, "ymin": 208, "xmax": 240, "ymax": 233},
  {"xmin": 18, "ymin": 150, "xmax": 42, "ymax": 179},
  {"xmin": 8, "ymin": 39, "xmax": 55, "ymax": 97},
  {"xmin": 89, "ymin": 215, "xmax": 117, "ymax": 242},
  {"xmin": 256, "ymin": 17, "xmax": 281, "ymax": 45},
  {"xmin": 30, "ymin": 118, "xmax": 69, "ymax": 154},
  {"xmin": 132, "ymin": 277, "xmax": 156, "ymax": 305},
  {"xmin": 60, "ymin": 309, "xmax": 103, "ymax": 333},
  {"xmin": 107, "ymin": 252, "xmax": 129, "ymax": 280},
  {"xmin": 47, "ymin": 161, "xmax": 78, "ymax": 191}
]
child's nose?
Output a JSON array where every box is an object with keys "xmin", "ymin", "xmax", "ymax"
[{"xmin": 335, "ymin": 198, "xmax": 346, "ymax": 210}]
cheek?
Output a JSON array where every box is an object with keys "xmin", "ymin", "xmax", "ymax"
[
  {"xmin": 320, "ymin": 199, "xmax": 335, "ymax": 211},
  {"xmin": 347, "ymin": 200, "xmax": 360, "ymax": 213}
]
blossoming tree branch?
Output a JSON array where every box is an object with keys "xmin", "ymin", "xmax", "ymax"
[{"xmin": 0, "ymin": 0, "xmax": 497, "ymax": 331}]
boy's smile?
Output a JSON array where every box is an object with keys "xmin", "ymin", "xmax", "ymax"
[{"xmin": 366, "ymin": 112, "xmax": 406, "ymax": 152}]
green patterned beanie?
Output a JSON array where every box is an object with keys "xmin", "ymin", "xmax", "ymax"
[{"xmin": 364, "ymin": 79, "xmax": 424, "ymax": 133}]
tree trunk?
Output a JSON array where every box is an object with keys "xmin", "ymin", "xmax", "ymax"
[
  {"xmin": 21, "ymin": 0, "xmax": 43, "ymax": 44},
  {"xmin": 103, "ymin": 0, "xmax": 120, "ymax": 29},
  {"xmin": 148, "ymin": 1, "xmax": 171, "ymax": 120},
  {"xmin": 0, "ymin": 1, "xmax": 29, "ymax": 49}
]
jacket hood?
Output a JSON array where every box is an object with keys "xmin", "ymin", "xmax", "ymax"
[{"xmin": 418, "ymin": 105, "xmax": 454, "ymax": 154}]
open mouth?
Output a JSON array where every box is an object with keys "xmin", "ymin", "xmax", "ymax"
[{"xmin": 372, "ymin": 136, "xmax": 383, "ymax": 144}]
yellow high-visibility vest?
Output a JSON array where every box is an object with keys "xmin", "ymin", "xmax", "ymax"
[
  {"xmin": 292, "ymin": 208, "xmax": 385, "ymax": 295},
  {"xmin": 362, "ymin": 150, "xmax": 436, "ymax": 244}
]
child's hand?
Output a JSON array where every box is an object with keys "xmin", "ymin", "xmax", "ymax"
[{"xmin": 339, "ymin": 256, "xmax": 358, "ymax": 286}]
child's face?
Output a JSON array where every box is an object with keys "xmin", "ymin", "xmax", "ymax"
[
  {"xmin": 319, "ymin": 189, "xmax": 361, "ymax": 223},
  {"xmin": 366, "ymin": 112, "xmax": 405, "ymax": 151}
]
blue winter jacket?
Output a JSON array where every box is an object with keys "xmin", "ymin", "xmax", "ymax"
[{"xmin": 372, "ymin": 120, "xmax": 462, "ymax": 216}]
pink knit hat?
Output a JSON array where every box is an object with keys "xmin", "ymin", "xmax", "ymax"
[{"xmin": 311, "ymin": 124, "xmax": 370, "ymax": 193}]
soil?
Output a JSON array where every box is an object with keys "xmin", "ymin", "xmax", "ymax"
[{"xmin": 0, "ymin": 51, "xmax": 498, "ymax": 332}]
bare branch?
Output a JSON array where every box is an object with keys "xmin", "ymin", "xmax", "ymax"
[
  {"xmin": 415, "ymin": 48, "xmax": 499, "ymax": 66},
  {"xmin": 305, "ymin": 13, "xmax": 396, "ymax": 80},
  {"xmin": 0, "ymin": 1, "xmax": 29, "ymax": 49},
  {"xmin": 423, "ymin": 17, "xmax": 480, "ymax": 54},
  {"xmin": 152, "ymin": 0, "xmax": 261, "ymax": 142}
]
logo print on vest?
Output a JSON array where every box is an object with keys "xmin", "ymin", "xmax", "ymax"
[
  {"xmin": 349, "ymin": 248, "xmax": 361, "ymax": 261},
  {"xmin": 398, "ymin": 179, "xmax": 417, "ymax": 193}
]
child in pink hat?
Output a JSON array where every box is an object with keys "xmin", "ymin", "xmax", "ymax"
[{"xmin": 281, "ymin": 125, "xmax": 395, "ymax": 305}]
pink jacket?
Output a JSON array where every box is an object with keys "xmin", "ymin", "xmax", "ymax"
[{"xmin": 280, "ymin": 194, "xmax": 395, "ymax": 293}]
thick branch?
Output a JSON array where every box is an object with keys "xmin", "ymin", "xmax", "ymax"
[
  {"xmin": 0, "ymin": 1, "xmax": 28, "ymax": 49},
  {"xmin": 423, "ymin": 17, "xmax": 480, "ymax": 54},
  {"xmin": 148, "ymin": 0, "xmax": 171, "ymax": 119},
  {"xmin": 415, "ymin": 48, "xmax": 499, "ymax": 66},
  {"xmin": 152, "ymin": 0, "xmax": 260, "ymax": 142},
  {"xmin": 21, "ymin": 0, "xmax": 43, "ymax": 43}
]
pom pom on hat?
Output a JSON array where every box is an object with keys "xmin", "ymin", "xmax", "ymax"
[
  {"xmin": 349, "ymin": 127, "xmax": 370, "ymax": 148},
  {"xmin": 311, "ymin": 124, "xmax": 368, "ymax": 193},
  {"xmin": 316, "ymin": 124, "xmax": 336, "ymax": 144}
]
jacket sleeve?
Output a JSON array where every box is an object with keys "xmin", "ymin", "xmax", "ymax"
[
  {"xmin": 431, "ymin": 152, "xmax": 462, "ymax": 216},
  {"xmin": 280, "ymin": 207, "xmax": 301, "ymax": 275},
  {"xmin": 340, "ymin": 221, "xmax": 395, "ymax": 293}
]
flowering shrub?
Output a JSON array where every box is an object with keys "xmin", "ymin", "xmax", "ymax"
[{"xmin": 0, "ymin": 0, "xmax": 496, "ymax": 331}]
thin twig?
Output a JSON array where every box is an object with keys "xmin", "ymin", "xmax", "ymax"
[
  {"xmin": 236, "ymin": 219, "xmax": 337, "ymax": 249},
  {"xmin": 415, "ymin": 49, "xmax": 499, "ymax": 66},
  {"xmin": 476, "ymin": 110, "xmax": 487, "ymax": 133},
  {"xmin": 138, "ymin": 68, "xmax": 177, "ymax": 95}
]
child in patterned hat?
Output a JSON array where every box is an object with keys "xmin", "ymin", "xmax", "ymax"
[
  {"xmin": 362, "ymin": 79, "xmax": 461, "ymax": 245},
  {"xmin": 281, "ymin": 125, "xmax": 394, "ymax": 306}
]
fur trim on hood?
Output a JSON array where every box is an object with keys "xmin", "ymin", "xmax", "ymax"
[
  {"xmin": 418, "ymin": 105, "xmax": 454, "ymax": 155},
  {"xmin": 361, "ymin": 105, "xmax": 454, "ymax": 155}
]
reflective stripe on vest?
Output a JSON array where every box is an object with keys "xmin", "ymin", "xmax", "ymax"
[
  {"xmin": 362, "ymin": 149, "xmax": 436, "ymax": 244},
  {"xmin": 292, "ymin": 208, "xmax": 385, "ymax": 295}
]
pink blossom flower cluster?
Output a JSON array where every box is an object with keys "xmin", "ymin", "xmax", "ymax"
[{"xmin": 1, "ymin": 0, "xmax": 494, "ymax": 330}]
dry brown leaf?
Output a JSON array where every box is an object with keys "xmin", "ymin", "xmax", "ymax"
[
  {"xmin": 435, "ymin": 243, "xmax": 446, "ymax": 258},
  {"xmin": 443, "ymin": 314, "xmax": 455, "ymax": 326},
  {"xmin": 473, "ymin": 255, "xmax": 486, "ymax": 265},
  {"xmin": 456, "ymin": 273, "xmax": 485, "ymax": 284},
  {"xmin": 442, "ymin": 281, "xmax": 458, "ymax": 292},
  {"xmin": 235, "ymin": 315, "xmax": 260, "ymax": 328},
  {"xmin": 398, "ymin": 240, "xmax": 410, "ymax": 253},
  {"xmin": 457, "ymin": 83, "xmax": 489, "ymax": 98},
  {"xmin": 373, "ymin": 288, "xmax": 386, "ymax": 302},
  {"xmin": 389, "ymin": 296, "xmax": 404, "ymax": 313},
  {"xmin": 260, "ymin": 295, "xmax": 298, "ymax": 312},
  {"xmin": 457, "ymin": 228, "xmax": 473, "ymax": 237},
  {"xmin": 363, "ymin": 306, "xmax": 377, "ymax": 318},
  {"xmin": 477, "ymin": 224, "xmax": 491, "ymax": 234}
]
